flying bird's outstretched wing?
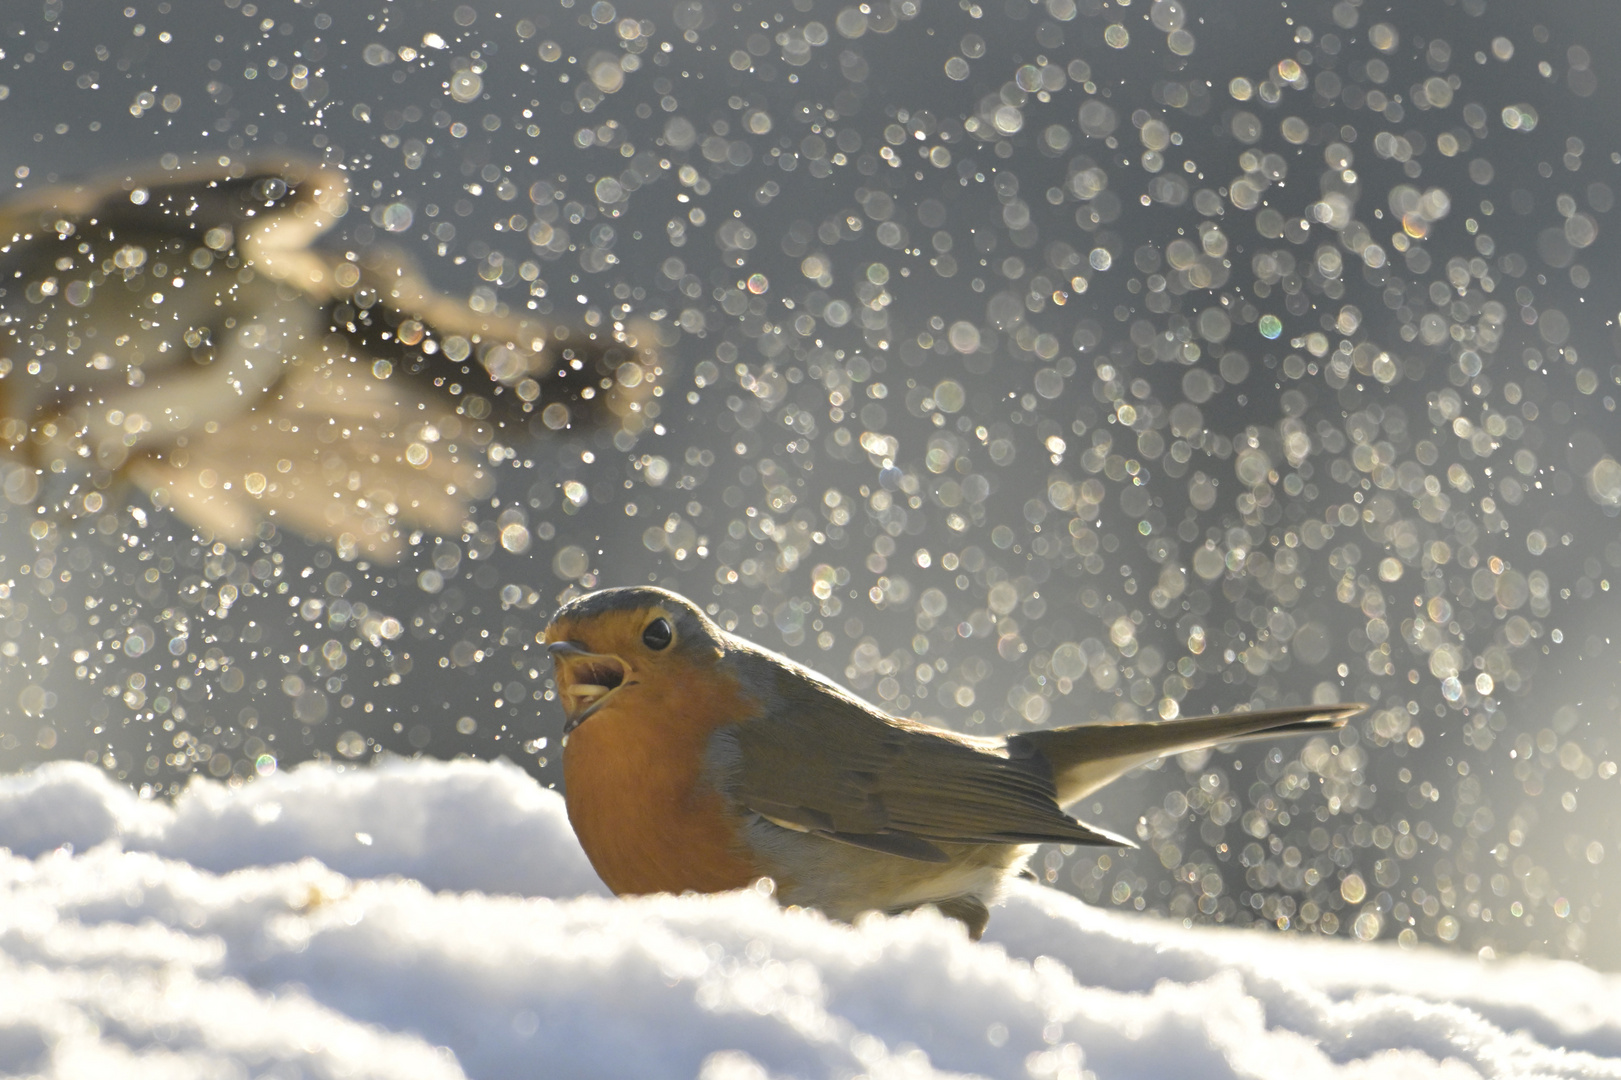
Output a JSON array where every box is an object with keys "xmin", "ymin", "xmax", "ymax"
[{"xmin": 0, "ymin": 157, "xmax": 668, "ymax": 558}]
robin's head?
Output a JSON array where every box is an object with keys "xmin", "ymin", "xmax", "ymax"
[{"xmin": 543, "ymin": 587, "xmax": 725, "ymax": 732}]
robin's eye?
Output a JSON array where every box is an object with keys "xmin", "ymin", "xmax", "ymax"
[{"xmin": 642, "ymin": 617, "xmax": 673, "ymax": 651}]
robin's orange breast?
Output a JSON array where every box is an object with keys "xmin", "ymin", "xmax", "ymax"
[{"xmin": 562, "ymin": 662, "xmax": 763, "ymax": 896}]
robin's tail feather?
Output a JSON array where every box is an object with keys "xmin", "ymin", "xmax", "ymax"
[{"xmin": 1011, "ymin": 703, "xmax": 1365, "ymax": 808}]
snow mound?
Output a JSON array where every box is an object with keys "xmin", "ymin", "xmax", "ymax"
[{"xmin": 1, "ymin": 758, "xmax": 1617, "ymax": 1080}]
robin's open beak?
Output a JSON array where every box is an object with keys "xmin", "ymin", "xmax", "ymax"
[{"xmin": 546, "ymin": 641, "xmax": 631, "ymax": 732}]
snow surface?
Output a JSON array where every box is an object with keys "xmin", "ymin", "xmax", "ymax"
[{"xmin": 1, "ymin": 758, "xmax": 1618, "ymax": 1080}]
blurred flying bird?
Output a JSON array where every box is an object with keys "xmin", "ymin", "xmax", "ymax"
[
  {"xmin": 545, "ymin": 586, "xmax": 1365, "ymax": 938},
  {"xmin": 0, "ymin": 158, "xmax": 664, "ymax": 559}
]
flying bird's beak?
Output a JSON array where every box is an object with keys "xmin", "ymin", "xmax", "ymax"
[{"xmin": 546, "ymin": 640, "xmax": 631, "ymax": 732}]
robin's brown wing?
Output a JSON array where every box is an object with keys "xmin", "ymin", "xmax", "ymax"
[{"xmin": 706, "ymin": 647, "xmax": 1134, "ymax": 862}]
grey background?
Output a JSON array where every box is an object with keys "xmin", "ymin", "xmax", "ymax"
[{"xmin": 2, "ymin": 0, "xmax": 1620, "ymax": 967}]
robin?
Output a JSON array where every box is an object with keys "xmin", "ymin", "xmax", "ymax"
[
  {"xmin": 0, "ymin": 158, "xmax": 663, "ymax": 559},
  {"xmin": 545, "ymin": 585, "xmax": 1364, "ymax": 938}
]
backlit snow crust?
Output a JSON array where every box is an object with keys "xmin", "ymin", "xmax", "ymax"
[{"xmin": 2, "ymin": 757, "xmax": 1617, "ymax": 1080}]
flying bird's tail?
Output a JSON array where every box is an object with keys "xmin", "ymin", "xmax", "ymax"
[{"xmin": 1012, "ymin": 702, "xmax": 1365, "ymax": 808}]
